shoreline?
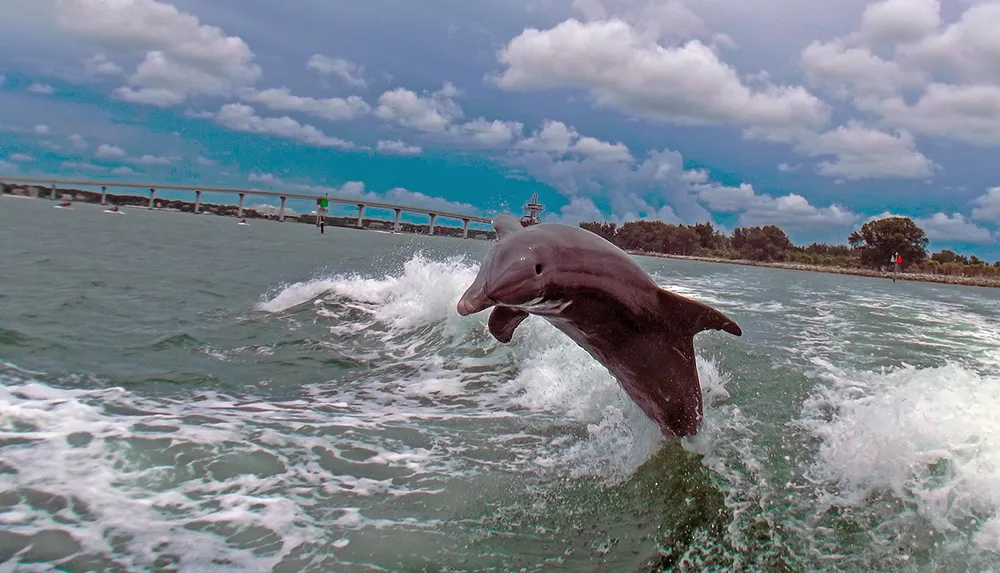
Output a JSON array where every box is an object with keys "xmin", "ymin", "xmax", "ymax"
[
  {"xmin": 7, "ymin": 184, "xmax": 997, "ymax": 289},
  {"xmin": 629, "ymin": 250, "xmax": 1000, "ymax": 289}
]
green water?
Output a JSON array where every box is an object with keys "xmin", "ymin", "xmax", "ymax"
[{"xmin": 2, "ymin": 196, "xmax": 1000, "ymax": 572}]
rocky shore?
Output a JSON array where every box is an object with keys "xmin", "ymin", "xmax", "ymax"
[
  {"xmin": 631, "ymin": 251, "xmax": 1000, "ymax": 289},
  {"xmin": 1, "ymin": 183, "xmax": 497, "ymax": 241}
]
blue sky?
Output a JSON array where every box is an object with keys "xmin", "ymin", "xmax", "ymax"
[{"xmin": 2, "ymin": 0, "xmax": 999, "ymax": 256}]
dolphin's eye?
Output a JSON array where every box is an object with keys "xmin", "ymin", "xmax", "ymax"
[{"xmin": 534, "ymin": 264, "xmax": 542, "ymax": 275}]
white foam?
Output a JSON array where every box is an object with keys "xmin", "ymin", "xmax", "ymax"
[
  {"xmin": 252, "ymin": 253, "xmax": 744, "ymax": 486},
  {"xmin": 977, "ymin": 517, "xmax": 1000, "ymax": 553},
  {"xmin": 800, "ymin": 359, "xmax": 1000, "ymax": 552},
  {"xmin": 256, "ymin": 254, "xmax": 481, "ymax": 338}
]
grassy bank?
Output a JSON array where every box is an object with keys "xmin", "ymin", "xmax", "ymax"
[{"xmin": 629, "ymin": 250, "xmax": 1000, "ymax": 289}]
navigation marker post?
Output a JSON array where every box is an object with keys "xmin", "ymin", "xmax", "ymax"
[{"xmin": 317, "ymin": 196, "xmax": 329, "ymax": 233}]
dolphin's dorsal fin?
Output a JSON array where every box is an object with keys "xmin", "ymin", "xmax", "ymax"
[
  {"xmin": 657, "ymin": 289, "xmax": 742, "ymax": 337},
  {"xmin": 493, "ymin": 214, "xmax": 524, "ymax": 240}
]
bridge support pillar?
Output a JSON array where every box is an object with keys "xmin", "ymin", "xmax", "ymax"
[
  {"xmin": 194, "ymin": 190, "xmax": 201, "ymax": 213},
  {"xmin": 393, "ymin": 208, "xmax": 401, "ymax": 232},
  {"xmin": 279, "ymin": 196, "xmax": 286, "ymax": 221},
  {"xmin": 148, "ymin": 188, "xmax": 155, "ymax": 208},
  {"xmin": 100, "ymin": 185, "xmax": 107, "ymax": 205},
  {"xmin": 51, "ymin": 184, "xmax": 58, "ymax": 201},
  {"xmin": 428, "ymin": 213, "xmax": 436, "ymax": 235},
  {"xmin": 356, "ymin": 204, "xmax": 365, "ymax": 228},
  {"xmin": 238, "ymin": 193, "xmax": 245, "ymax": 218},
  {"xmin": 462, "ymin": 218, "xmax": 470, "ymax": 239}
]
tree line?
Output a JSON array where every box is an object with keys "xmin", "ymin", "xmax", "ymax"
[{"xmin": 579, "ymin": 216, "xmax": 1000, "ymax": 279}]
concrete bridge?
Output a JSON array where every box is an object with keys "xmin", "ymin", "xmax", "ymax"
[{"xmin": 0, "ymin": 176, "xmax": 493, "ymax": 238}]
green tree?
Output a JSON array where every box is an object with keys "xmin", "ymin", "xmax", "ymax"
[
  {"xmin": 931, "ymin": 249, "xmax": 968, "ymax": 265},
  {"xmin": 730, "ymin": 225, "xmax": 793, "ymax": 261},
  {"xmin": 580, "ymin": 221, "xmax": 619, "ymax": 245},
  {"xmin": 661, "ymin": 225, "xmax": 701, "ymax": 255},
  {"xmin": 693, "ymin": 222, "xmax": 726, "ymax": 251},
  {"xmin": 848, "ymin": 216, "xmax": 928, "ymax": 269},
  {"xmin": 616, "ymin": 220, "xmax": 662, "ymax": 251},
  {"xmin": 803, "ymin": 242, "xmax": 854, "ymax": 257}
]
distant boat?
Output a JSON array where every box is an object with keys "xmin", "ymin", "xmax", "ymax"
[
  {"xmin": 519, "ymin": 193, "xmax": 545, "ymax": 227},
  {"xmin": 104, "ymin": 207, "xmax": 124, "ymax": 215},
  {"xmin": 54, "ymin": 202, "xmax": 73, "ymax": 210}
]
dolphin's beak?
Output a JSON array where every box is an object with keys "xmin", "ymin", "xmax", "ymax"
[
  {"xmin": 458, "ymin": 285, "xmax": 496, "ymax": 316},
  {"xmin": 457, "ymin": 283, "xmax": 494, "ymax": 316},
  {"xmin": 458, "ymin": 244, "xmax": 499, "ymax": 316}
]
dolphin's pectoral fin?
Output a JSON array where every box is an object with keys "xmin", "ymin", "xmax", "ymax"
[
  {"xmin": 488, "ymin": 306, "xmax": 529, "ymax": 343},
  {"xmin": 656, "ymin": 289, "xmax": 742, "ymax": 337},
  {"xmin": 492, "ymin": 214, "xmax": 524, "ymax": 240}
]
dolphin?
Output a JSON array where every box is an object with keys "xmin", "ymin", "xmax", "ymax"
[{"xmin": 456, "ymin": 214, "xmax": 742, "ymax": 437}]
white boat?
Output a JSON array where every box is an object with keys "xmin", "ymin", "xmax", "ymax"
[{"xmin": 104, "ymin": 209, "xmax": 125, "ymax": 215}]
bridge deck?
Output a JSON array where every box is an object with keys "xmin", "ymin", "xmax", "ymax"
[{"xmin": 0, "ymin": 176, "xmax": 493, "ymax": 224}]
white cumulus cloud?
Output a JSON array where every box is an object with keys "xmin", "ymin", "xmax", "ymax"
[
  {"xmin": 453, "ymin": 118, "xmax": 525, "ymax": 146},
  {"xmin": 241, "ymin": 88, "xmax": 370, "ymax": 121},
  {"xmin": 374, "ymin": 83, "xmax": 463, "ymax": 132},
  {"xmin": 496, "ymin": 18, "xmax": 830, "ymax": 133},
  {"xmin": 215, "ymin": 103, "xmax": 356, "ymax": 149},
  {"xmin": 916, "ymin": 212, "xmax": 995, "ymax": 244},
  {"xmin": 27, "ymin": 83, "xmax": 55, "ymax": 95},
  {"xmin": 96, "ymin": 143, "xmax": 127, "ymax": 159},
  {"xmin": 55, "ymin": 0, "xmax": 261, "ymax": 106},
  {"xmin": 516, "ymin": 120, "xmax": 632, "ymax": 162},
  {"xmin": 307, "ymin": 54, "xmax": 367, "ymax": 90},
  {"xmin": 971, "ymin": 187, "xmax": 1000, "ymax": 223},
  {"xmin": 793, "ymin": 122, "xmax": 937, "ymax": 180},
  {"xmin": 376, "ymin": 140, "xmax": 422, "ymax": 155},
  {"xmin": 84, "ymin": 53, "xmax": 124, "ymax": 76},
  {"xmin": 67, "ymin": 134, "xmax": 88, "ymax": 149}
]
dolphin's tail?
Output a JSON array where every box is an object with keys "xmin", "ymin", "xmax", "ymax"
[
  {"xmin": 656, "ymin": 288, "xmax": 742, "ymax": 337},
  {"xmin": 611, "ymin": 331, "xmax": 705, "ymax": 437},
  {"xmin": 612, "ymin": 288, "xmax": 740, "ymax": 436}
]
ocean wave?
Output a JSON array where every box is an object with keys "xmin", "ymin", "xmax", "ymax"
[{"xmin": 797, "ymin": 358, "xmax": 1000, "ymax": 565}]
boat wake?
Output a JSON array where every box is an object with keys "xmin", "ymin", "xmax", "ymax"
[{"xmin": 1, "ymin": 253, "xmax": 999, "ymax": 571}]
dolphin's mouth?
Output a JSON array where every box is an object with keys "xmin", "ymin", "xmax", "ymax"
[{"xmin": 517, "ymin": 297, "xmax": 571, "ymax": 315}]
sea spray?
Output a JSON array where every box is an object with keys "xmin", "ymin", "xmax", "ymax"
[{"xmin": 5, "ymin": 243, "xmax": 1000, "ymax": 571}]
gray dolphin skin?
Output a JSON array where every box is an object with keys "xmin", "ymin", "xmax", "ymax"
[{"xmin": 457, "ymin": 214, "xmax": 742, "ymax": 437}]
